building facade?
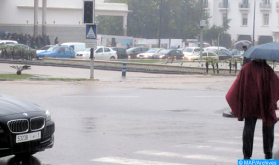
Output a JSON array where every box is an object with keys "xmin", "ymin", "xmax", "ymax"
[
  {"xmin": 0, "ymin": 0, "xmax": 129, "ymax": 44},
  {"xmin": 206, "ymin": 0, "xmax": 279, "ymax": 45}
]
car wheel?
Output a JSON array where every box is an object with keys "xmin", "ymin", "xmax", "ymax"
[
  {"xmin": 110, "ymin": 56, "xmax": 115, "ymax": 60},
  {"xmin": 15, "ymin": 151, "xmax": 37, "ymax": 158}
]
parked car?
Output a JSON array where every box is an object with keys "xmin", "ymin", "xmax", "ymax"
[
  {"xmin": 36, "ymin": 45, "xmax": 54, "ymax": 54},
  {"xmin": 0, "ymin": 94, "xmax": 55, "ymax": 157},
  {"xmin": 181, "ymin": 47, "xmax": 204, "ymax": 58},
  {"xmin": 76, "ymin": 46, "xmax": 117, "ymax": 60},
  {"xmin": 205, "ymin": 46, "xmax": 230, "ymax": 55},
  {"xmin": 111, "ymin": 47, "xmax": 128, "ymax": 59},
  {"xmin": 61, "ymin": 42, "xmax": 86, "ymax": 53},
  {"xmin": 213, "ymin": 50, "xmax": 232, "ymax": 60},
  {"xmin": 152, "ymin": 49, "xmax": 184, "ymax": 60},
  {"xmin": 231, "ymin": 50, "xmax": 245, "ymax": 60},
  {"xmin": 3, "ymin": 44, "xmax": 37, "ymax": 60},
  {"xmin": 0, "ymin": 40, "xmax": 18, "ymax": 45},
  {"xmin": 187, "ymin": 51, "xmax": 219, "ymax": 61},
  {"xmin": 75, "ymin": 48, "xmax": 90, "ymax": 58},
  {"xmin": 94, "ymin": 47, "xmax": 117, "ymax": 60},
  {"xmin": 126, "ymin": 47, "xmax": 149, "ymax": 59},
  {"xmin": 136, "ymin": 48, "xmax": 164, "ymax": 59},
  {"xmin": 37, "ymin": 46, "xmax": 75, "ymax": 59}
]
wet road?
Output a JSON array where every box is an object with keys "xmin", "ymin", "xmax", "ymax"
[{"xmin": 0, "ymin": 64, "xmax": 278, "ymax": 165}]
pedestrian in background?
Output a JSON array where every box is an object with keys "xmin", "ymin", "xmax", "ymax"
[
  {"xmin": 243, "ymin": 46, "xmax": 251, "ymax": 66},
  {"xmin": 54, "ymin": 37, "xmax": 59, "ymax": 45},
  {"xmin": 226, "ymin": 59, "xmax": 279, "ymax": 159}
]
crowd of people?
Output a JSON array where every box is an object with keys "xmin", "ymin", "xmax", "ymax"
[{"xmin": 0, "ymin": 33, "xmax": 51, "ymax": 49}]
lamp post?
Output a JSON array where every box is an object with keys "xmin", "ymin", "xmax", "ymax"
[
  {"xmin": 199, "ymin": 0, "xmax": 204, "ymax": 62},
  {"xmin": 158, "ymin": 0, "xmax": 162, "ymax": 48},
  {"xmin": 252, "ymin": 0, "xmax": 256, "ymax": 46}
]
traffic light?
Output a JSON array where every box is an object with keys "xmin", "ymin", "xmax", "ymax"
[{"xmin": 83, "ymin": 0, "xmax": 95, "ymax": 24}]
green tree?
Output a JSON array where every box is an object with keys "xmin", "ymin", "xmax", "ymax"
[{"xmin": 98, "ymin": 0, "xmax": 211, "ymax": 39}]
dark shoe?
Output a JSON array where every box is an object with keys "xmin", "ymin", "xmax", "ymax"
[
  {"xmin": 244, "ymin": 156, "xmax": 250, "ymax": 159},
  {"xmin": 265, "ymin": 154, "xmax": 272, "ymax": 159}
]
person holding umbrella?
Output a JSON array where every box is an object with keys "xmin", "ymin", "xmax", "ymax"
[
  {"xmin": 226, "ymin": 58, "xmax": 279, "ymax": 159},
  {"xmin": 242, "ymin": 46, "xmax": 251, "ymax": 66}
]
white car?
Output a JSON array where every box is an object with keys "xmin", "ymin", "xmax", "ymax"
[
  {"xmin": 187, "ymin": 51, "xmax": 219, "ymax": 61},
  {"xmin": 76, "ymin": 46, "xmax": 117, "ymax": 60},
  {"xmin": 204, "ymin": 46, "xmax": 230, "ymax": 54},
  {"xmin": 36, "ymin": 45, "xmax": 54, "ymax": 54},
  {"xmin": 136, "ymin": 48, "xmax": 164, "ymax": 59},
  {"xmin": 181, "ymin": 47, "xmax": 204, "ymax": 57}
]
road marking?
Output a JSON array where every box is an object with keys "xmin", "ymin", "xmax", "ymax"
[
  {"xmin": 92, "ymin": 157, "xmax": 189, "ymax": 165},
  {"xmin": 136, "ymin": 150, "xmax": 235, "ymax": 163},
  {"xmin": 209, "ymin": 140, "xmax": 262, "ymax": 147},
  {"xmin": 174, "ymin": 144, "xmax": 242, "ymax": 153},
  {"xmin": 63, "ymin": 96, "xmax": 139, "ymax": 98},
  {"xmin": 193, "ymin": 96, "xmax": 224, "ymax": 98}
]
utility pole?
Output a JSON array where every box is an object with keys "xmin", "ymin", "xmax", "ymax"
[
  {"xmin": 199, "ymin": 0, "xmax": 204, "ymax": 62},
  {"xmin": 252, "ymin": 0, "xmax": 256, "ymax": 46},
  {"xmin": 42, "ymin": 0, "xmax": 47, "ymax": 36},
  {"xmin": 158, "ymin": 0, "xmax": 162, "ymax": 48},
  {"xmin": 34, "ymin": 0, "xmax": 38, "ymax": 37}
]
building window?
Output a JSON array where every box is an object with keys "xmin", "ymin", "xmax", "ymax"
[
  {"xmin": 223, "ymin": 0, "xmax": 228, "ymax": 8},
  {"xmin": 264, "ymin": 0, "xmax": 270, "ymax": 4},
  {"xmin": 242, "ymin": 0, "xmax": 249, "ymax": 7},
  {"xmin": 242, "ymin": 14, "xmax": 248, "ymax": 25},
  {"xmin": 263, "ymin": 14, "xmax": 269, "ymax": 25}
]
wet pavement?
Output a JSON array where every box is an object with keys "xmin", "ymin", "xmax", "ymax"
[{"xmin": 0, "ymin": 64, "xmax": 278, "ymax": 164}]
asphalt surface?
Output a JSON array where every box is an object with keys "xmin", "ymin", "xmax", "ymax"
[{"xmin": 0, "ymin": 64, "xmax": 279, "ymax": 165}]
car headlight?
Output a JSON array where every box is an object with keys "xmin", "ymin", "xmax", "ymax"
[
  {"xmin": 45, "ymin": 110, "xmax": 51, "ymax": 121},
  {"xmin": 159, "ymin": 55, "xmax": 165, "ymax": 58}
]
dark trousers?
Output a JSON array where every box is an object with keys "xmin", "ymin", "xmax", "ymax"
[{"xmin": 243, "ymin": 117, "xmax": 274, "ymax": 159}]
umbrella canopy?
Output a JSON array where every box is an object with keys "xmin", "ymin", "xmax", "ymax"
[
  {"xmin": 232, "ymin": 40, "xmax": 251, "ymax": 50},
  {"xmin": 243, "ymin": 42, "xmax": 279, "ymax": 62}
]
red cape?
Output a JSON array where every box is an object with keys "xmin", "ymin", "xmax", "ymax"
[{"xmin": 226, "ymin": 60, "xmax": 279, "ymax": 126}]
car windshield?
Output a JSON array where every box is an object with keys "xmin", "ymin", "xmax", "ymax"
[
  {"xmin": 47, "ymin": 47, "xmax": 59, "ymax": 52},
  {"xmin": 40, "ymin": 46, "xmax": 50, "ymax": 50},
  {"xmin": 126, "ymin": 48, "xmax": 136, "ymax": 51},
  {"xmin": 158, "ymin": 50, "xmax": 171, "ymax": 54},
  {"xmin": 83, "ymin": 48, "xmax": 91, "ymax": 52},
  {"xmin": 193, "ymin": 52, "xmax": 201, "ymax": 56},
  {"xmin": 183, "ymin": 48, "xmax": 194, "ymax": 52},
  {"xmin": 147, "ymin": 49, "xmax": 158, "ymax": 53}
]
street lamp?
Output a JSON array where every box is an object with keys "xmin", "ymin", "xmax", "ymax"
[
  {"xmin": 158, "ymin": 0, "xmax": 162, "ymax": 48},
  {"xmin": 252, "ymin": 0, "xmax": 256, "ymax": 46},
  {"xmin": 199, "ymin": 0, "xmax": 204, "ymax": 62}
]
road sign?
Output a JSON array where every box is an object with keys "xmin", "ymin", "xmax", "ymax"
[
  {"xmin": 86, "ymin": 24, "xmax": 97, "ymax": 39},
  {"xmin": 86, "ymin": 24, "xmax": 97, "ymax": 48}
]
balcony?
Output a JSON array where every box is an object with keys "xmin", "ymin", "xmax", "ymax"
[
  {"xmin": 219, "ymin": 2, "xmax": 230, "ymax": 12},
  {"xmin": 239, "ymin": 2, "xmax": 250, "ymax": 11},
  {"xmin": 260, "ymin": 2, "xmax": 272, "ymax": 11}
]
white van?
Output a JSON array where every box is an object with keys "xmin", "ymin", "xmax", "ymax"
[
  {"xmin": 61, "ymin": 42, "xmax": 86, "ymax": 54},
  {"xmin": 0, "ymin": 40, "xmax": 18, "ymax": 45}
]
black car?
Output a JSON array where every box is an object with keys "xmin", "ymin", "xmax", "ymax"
[
  {"xmin": 111, "ymin": 47, "xmax": 128, "ymax": 59},
  {"xmin": 2, "ymin": 44, "xmax": 37, "ymax": 60},
  {"xmin": 0, "ymin": 94, "xmax": 55, "ymax": 157},
  {"xmin": 152, "ymin": 49, "xmax": 184, "ymax": 60},
  {"xmin": 126, "ymin": 47, "xmax": 149, "ymax": 59}
]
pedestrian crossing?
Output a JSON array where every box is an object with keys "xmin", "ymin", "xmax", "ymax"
[{"xmin": 91, "ymin": 135, "xmax": 271, "ymax": 165}]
